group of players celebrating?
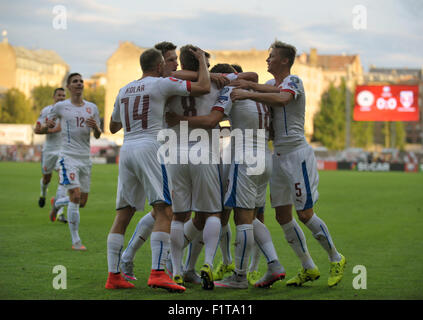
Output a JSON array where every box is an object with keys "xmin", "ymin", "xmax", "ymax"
[{"xmin": 35, "ymin": 40, "xmax": 346, "ymax": 294}]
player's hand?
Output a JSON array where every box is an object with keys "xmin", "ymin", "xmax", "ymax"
[
  {"xmin": 86, "ymin": 117, "xmax": 99, "ymax": 130},
  {"xmin": 189, "ymin": 47, "xmax": 206, "ymax": 61},
  {"xmin": 46, "ymin": 118, "xmax": 57, "ymax": 129},
  {"xmin": 165, "ymin": 112, "xmax": 184, "ymax": 127},
  {"xmin": 230, "ymin": 79, "xmax": 253, "ymax": 90},
  {"xmin": 230, "ymin": 89, "xmax": 251, "ymax": 101},
  {"xmin": 210, "ymin": 73, "xmax": 230, "ymax": 89}
]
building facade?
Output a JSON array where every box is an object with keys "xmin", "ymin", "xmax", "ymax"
[
  {"xmin": 104, "ymin": 42, "xmax": 363, "ymax": 140},
  {"xmin": 0, "ymin": 36, "xmax": 69, "ymax": 98}
]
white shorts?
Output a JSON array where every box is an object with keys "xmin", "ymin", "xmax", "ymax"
[
  {"xmin": 270, "ymin": 145, "xmax": 319, "ymax": 211},
  {"xmin": 58, "ymin": 156, "xmax": 92, "ymax": 193},
  {"xmin": 116, "ymin": 141, "xmax": 171, "ymax": 212},
  {"xmin": 224, "ymin": 150, "xmax": 272, "ymax": 210},
  {"xmin": 41, "ymin": 150, "xmax": 60, "ymax": 174},
  {"xmin": 167, "ymin": 153, "xmax": 223, "ymax": 213}
]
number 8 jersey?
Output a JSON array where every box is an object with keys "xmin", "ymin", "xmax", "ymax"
[
  {"xmin": 48, "ymin": 99, "xmax": 100, "ymax": 160},
  {"xmin": 112, "ymin": 76, "xmax": 191, "ymax": 144}
]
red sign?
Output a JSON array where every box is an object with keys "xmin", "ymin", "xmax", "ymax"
[{"xmin": 354, "ymin": 85, "xmax": 419, "ymax": 121}]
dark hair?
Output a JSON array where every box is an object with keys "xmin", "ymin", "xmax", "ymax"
[
  {"xmin": 231, "ymin": 64, "xmax": 243, "ymax": 73},
  {"xmin": 270, "ymin": 40, "xmax": 297, "ymax": 68},
  {"xmin": 154, "ymin": 41, "xmax": 177, "ymax": 56},
  {"xmin": 67, "ymin": 73, "xmax": 82, "ymax": 85},
  {"xmin": 210, "ymin": 63, "xmax": 236, "ymax": 74},
  {"xmin": 179, "ymin": 44, "xmax": 210, "ymax": 71},
  {"xmin": 140, "ymin": 48, "xmax": 163, "ymax": 72},
  {"xmin": 53, "ymin": 87, "xmax": 65, "ymax": 96}
]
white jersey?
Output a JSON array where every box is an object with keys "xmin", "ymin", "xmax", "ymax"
[
  {"xmin": 266, "ymin": 75, "xmax": 307, "ymax": 152},
  {"xmin": 212, "ymin": 86, "xmax": 270, "ymax": 146},
  {"xmin": 112, "ymin": 76, "xmax": 191, "ymax": 145},
  {"xmin": 48, "ymin": 99, "xmax": 100, "ymax": 160},
  {"xmin": 166, "ymin": 73, "xmax": 238, "ymax": 148},
  {"xmin": 36, "ymin": 105, "xmax": 61, "ymax": 152}
]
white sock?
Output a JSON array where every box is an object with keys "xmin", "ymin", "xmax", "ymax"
[
  {"xmin": 220, "ymin": 223, "xmax": 233, "ymax": 265},
  {"xmin": 55, "ymin": 196, "xmax": 69, "ymax": 210},
  {"xmin": 67, "ymin": 202, "xmax": 80, "ymax": 245},
  {"xmin": 121, "ymin": 212, "xmax": 155, "ymax": 263},
  {"xmin": 184, "ymin": 232, "xmax": 203, "ymax": 271},
  {"xmin": 248, "ymin": 242, "xmax": 261, "ymax": 272},
  {"xmin": 235, "ymin": 224, "xmax": 254, "ymax": 276},
  {"xmin": 184, "ymin": 219, "xmax": 202, "ymax": 245},
  {"xmin": 281, "ymin": 219, "xmax": 316, "ymax": 269},
  {"xmin": 107, "ymin": 233, "xmax": 124, "ymax": 273},
  {"xmin": 252, "ymin": 218, "xmax": 278, "ymax": 263},
  {"xmin": 203, "ymin": 216, "xmax": 221, "ymax": 268},
  {"xmin": 151, "ymin": 232, "xmax": 170, "ymax": 271},
  {"xmin": 40, "ymin": 178, "xmax": 48, "ymax": 197},
  {"xmin": 170, "ymin": 220, "xmax": 185, "ymax": 276},
  {"xmin": 305, "ymin": 214, "xmax": 342, "ymax": 263}
]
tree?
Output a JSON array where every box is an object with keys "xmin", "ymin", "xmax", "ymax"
[
  {"xmin": 313, "ymin": 82, "xmax": 346, "ymax": 150},
  {"xmin": 83, "ymin": 86, "xmax": 105, "ymax": 118},
  {"xmin": 32, "ymin": 85, "xmax": 57, "ymax": 115},
  {"xmin": 0, "ymin": 88, "xmax": 34, "ymax": 124}
]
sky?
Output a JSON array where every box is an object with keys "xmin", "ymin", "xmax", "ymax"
[{"xmin": 1, "ymin": 0, "xmax": 422, "ymax": 78}]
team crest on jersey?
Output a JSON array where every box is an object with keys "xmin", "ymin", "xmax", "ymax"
[
  {"xmin": 70, "ymin": 173, "xmax": 75, "ymax": 181},
  {"xmin": 86, "ymin": 107, "xmax": 92, "ymax": 114},
  {"xmin": 220, "ymin": 87, "xmax": 230, "ymax": 95},
  {"xmin": 288, "ymin": 81, "xmax": 298, "ymax": 89},
  {"xmin": 217, "ymin": 95, "xmax": 229, "ymax": 104}
]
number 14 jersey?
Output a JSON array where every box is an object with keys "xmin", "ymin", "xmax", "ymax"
[{"xmin": 112, "ymin": 76, "xmax": 191, "ymax": 145}]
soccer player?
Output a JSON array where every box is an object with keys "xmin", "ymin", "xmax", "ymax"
[
  {"xmin": 104, "ymin": 47, "xmax": 211, "ymax": 291},
  {"xmin": 47, "ymin": 73, "xmax": 102, "ymax": 250},
  {"xmin": 34, "ymin": 88, "xmax": 68, "ymax": 223},
  {"xmin": 166, "ymin": 62, "xmax": 286, "ymax": 289},
  {"xmin": 165, "ymin": 52, "xmax": 259, "ymax": 290},
  {"xmin": 119, "ymin": 41, "xmax": 180, "ymax": 281},
  {"xmin": 230, "ymin": 40, "xmax": 346, "ymax": 287}
]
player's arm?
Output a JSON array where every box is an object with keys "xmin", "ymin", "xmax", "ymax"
[
  {"xmin": 236, "ymin": 72, "xmax": 259, "ymax": 83},
  {"xmin": 109, "ymin": 118, "xmax": 122, "ymax": 134},
  {"xmin": 166, "ymin": 109, "xmax": 224, "ymax": 130},
  {"xmin": 230, "ymin": 89, "xmax": 294, "ymax": 107},
  {"xmin": 230, "ymin": 79, "xmax": 280, "ymax": 93},
  {"xmin": 86, "ymin": 114, "xmax": 101, "ymax": 139},
  {"xmin": 186, "ymin": 48, "xmax": 211, "ymax": 97}
]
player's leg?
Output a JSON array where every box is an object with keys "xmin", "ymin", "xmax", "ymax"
[
  {"xmin": 66, "ymin": 187, "xmax": 86, "ymax": 250},
  {"xmin": 194, "ymin": 212, "xmax": 221, "ymax": 290},
  {"xmin": 248, "ymin": 207, "xmax": 263, "ymax": 285},
  {"xmin": 39, "ymin": 172, "xmax": 52, "ymax": 207},
  {"xmin": 183, "ymin": 222, "xmax": 203, "ymax": 284},
  {"xmin": 215, "ymin": 208, "xmax": 254, "ymax": 289},
  {"xmin": 105, "ymin": 205, "xmax": 136, "ymax": 289},
  {"xmin": 272, "ymin": 148, "xmax": 321, "ymax": 286},
  {"xmin": 251, "ymin": 214, "xmax": 286, "ymax": 288},
  {"xmin": 170, "ymin": 211, "xmax": 193, "ymax": 284},
  {"xmin": 213, "ymin": 208, "xmax": 235, "ymax": 281},
  {"xmin": 120, "ymin": 209, "xmax": 156, "ymax": 280},
  {"xmin": 147, "ymin": 202, "xmax": 185, "ymax": 293}
]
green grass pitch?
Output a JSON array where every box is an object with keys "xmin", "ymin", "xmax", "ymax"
[{"xmin": 0, "ymin": 162, "xmax": 422, "ymax": 300}]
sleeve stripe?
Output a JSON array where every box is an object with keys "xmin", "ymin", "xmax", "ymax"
[
  {"xmin": 186, "ymin": 80, "xmax": 192, "ymax": 92},
  {"xmin": 280, "ymin": 89, "xmax": 296, "ymax": 96},
  {"xmin": 212, "ymin": 106, "xmax": 224, "ymax": 113}
]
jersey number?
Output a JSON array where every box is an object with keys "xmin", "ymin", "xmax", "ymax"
[
  {"xmin": 121, "ymin": 95, "xmax": 150, "ymax": 132},
  {"xmin": 76, "ymin": 117, "xmax": 85, "ymax": 127},
  {"xmin": 256, "ymin": 102, "xmax": 270, "ymax": 130},
  {"xmin": 181, "ymin": 96, "xmax": 196, "ymax": 116}
]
